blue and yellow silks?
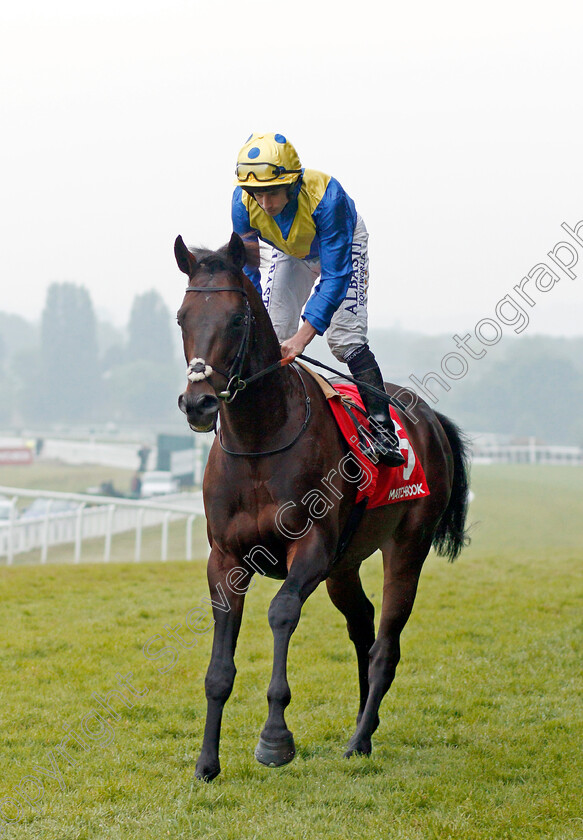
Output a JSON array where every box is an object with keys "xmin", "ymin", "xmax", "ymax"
[{"xmin": 232, "ymin": 169, "xmax": 358, "ymax": 335}]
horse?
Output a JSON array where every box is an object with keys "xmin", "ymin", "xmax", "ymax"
[{"xmin": 174, "ymin": 233, "xmax": 470, "ymax": 781}]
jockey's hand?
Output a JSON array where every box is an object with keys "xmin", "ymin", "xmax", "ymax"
[{"xmin": 280, "ymin": 321, "xmax": 318, "ymax": 360}]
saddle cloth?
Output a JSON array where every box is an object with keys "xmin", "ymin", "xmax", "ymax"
[{"xmin": 298, "ymin": 363, "xmax": 430, "ymax": 509}]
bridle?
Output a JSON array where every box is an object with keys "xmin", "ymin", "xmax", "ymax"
[
  {"xmin": 183, "ymin": 283, "xmax": 311, "ymax": 457},
  {"xmin": 184, "ymin": 285, "xmax": 253, "ymax": 403}
]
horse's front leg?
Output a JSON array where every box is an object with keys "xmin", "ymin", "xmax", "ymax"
[
  {"xmin": 255, "ymin": 531, "xmax": 331, "ymax": 768},
  {"xmin": 195, "ymin": 546, "xmax": 249, "ymax": 781}
]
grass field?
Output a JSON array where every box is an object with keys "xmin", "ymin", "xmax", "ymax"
[
  {"xmin": 0, "ymin": 460, "xmax": 136, "ymax": 497},
  {"xmin": 1, "ymin": 464, "xmax": 582, "ymax": 839}
]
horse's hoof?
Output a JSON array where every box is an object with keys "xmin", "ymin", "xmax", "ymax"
[
  {"xmin": 255, "ymin": 733, "xmax": 296, "ymax": 767},
  {"xmin": 343, "ymin": 740, "xmax": 372, "ymax": 758},
  {"xmin": 194, "ymin": 758, "xmax": 221, "ymax": 782}
]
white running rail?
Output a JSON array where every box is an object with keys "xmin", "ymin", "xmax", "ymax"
[{"xmin": 0, "ymin": 486, "xmax": 205, "ymax": 566}]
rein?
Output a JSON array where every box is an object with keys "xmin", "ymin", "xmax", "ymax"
[
  {"xmin": 218, "ymin": 363, "xmax": 311, "ymax": 457},
  {"xmin": 297, "ymin": 353, "xmax": 408, "ymax": 412}
]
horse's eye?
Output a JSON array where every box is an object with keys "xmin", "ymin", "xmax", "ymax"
[{"xmin": 231, "ymin": 314, "xmax": 245, "ymax": 328}]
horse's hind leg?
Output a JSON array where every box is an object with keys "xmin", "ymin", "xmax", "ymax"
[
  {"xmin": 344, "ymin": 535, "xmax": 431, "ymax": 757},
  {"xmin": 326, "ymin": 567, "xmax": 376, "ymax": 725}
]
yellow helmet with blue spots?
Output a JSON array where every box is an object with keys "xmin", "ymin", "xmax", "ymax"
[{"xmin": 235, "ymin": 133, "xmax": 302, "ymax": 187}]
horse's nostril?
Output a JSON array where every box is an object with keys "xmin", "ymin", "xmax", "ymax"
[
  {"xmin": 196, "ymin": 394, "xmax": 219, "ymax": 413},
  {"xmin": 180, "ymin": 391, "xmax": 219, "ymax": 419}
]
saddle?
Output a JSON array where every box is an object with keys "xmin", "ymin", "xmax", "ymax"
[{"xmin": 297, "ymin": 362, "xmax": 430, "ymax": 511}]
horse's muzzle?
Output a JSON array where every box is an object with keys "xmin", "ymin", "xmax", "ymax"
[{"xmin": 178, "ymin": 391, "xmax": 219, "ymax": 432}]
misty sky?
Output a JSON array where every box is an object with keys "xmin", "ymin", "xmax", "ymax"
[{"xmin": 2, "ymin": 0, "xmax": 582, "ymax": 337}]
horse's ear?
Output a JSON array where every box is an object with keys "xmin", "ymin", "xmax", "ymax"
[
  {"xmin": 241, "ymin": 236, "xmax": 260, "ymax": 270},
  {"xmin": 226, "ymin": 232, "xmax": 247, "ymax": 272},
  {"xmin": 174, "ymin": 235, "xmax": 196, "ymax": 276}
]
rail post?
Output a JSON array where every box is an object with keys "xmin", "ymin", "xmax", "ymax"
[
  {"xmin": 74, "ymin": 503, "xmax": 86, "ymax": 564},
  {"xmin": 161, "ymin": 511, "xmax": 171, "ymax": 562},
  {"xmin": 134, "ymin": 508, "xmax": 144, "ymax": 562},
  {"xmin": 40, "ymin": 499, "xmax": 54, "ymax": 564},
  {"xmin": 103, "ymin": 505, "xmax": 115, "ymax": 562},
  {"xmin": 7, "ymin": 497, "xmax": 17, "ymax": 566}
]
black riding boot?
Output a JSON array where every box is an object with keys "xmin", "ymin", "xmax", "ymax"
[{"xmin": 345, "ymin": 346, "xmax": 406, "ymax": 468}]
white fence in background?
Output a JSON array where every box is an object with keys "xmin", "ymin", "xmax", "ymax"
[
  {"xmin": 471, "ymin": 439, "xmax": 583, "ymax": 465},
  {"xmin": 0, "ymin": 486, "xmax": 205, "ymax": 566}
]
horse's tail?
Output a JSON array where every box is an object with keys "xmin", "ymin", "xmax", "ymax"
[{"xmin": 432, "ymin": 412, "xmax": 472, "ymax": 562}]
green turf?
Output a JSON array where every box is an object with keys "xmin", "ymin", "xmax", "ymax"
[
  {"xmin": 0, "ymin": 465, "xmax": 581, "ymax": 839},
  {"xmin": 0, "ymin": 460, "xmax": 135, "ymax": 497}
]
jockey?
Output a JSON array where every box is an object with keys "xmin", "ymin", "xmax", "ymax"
[{"xmin": 232, "ymin": 132, "xmax": 405, "ymax": 468}]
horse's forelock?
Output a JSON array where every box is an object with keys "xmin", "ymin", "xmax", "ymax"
[
  {"xmin": 190, "ymin": 249, "xmax": 241, "ymax": 281},
  {"xmin": 188, "ymin": 233, "xmax": 260, "ymax": 278}
]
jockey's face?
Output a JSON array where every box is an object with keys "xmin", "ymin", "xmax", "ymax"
[{"xmin": 250, "ymin": 186, "xmax": 290, "ymax": 217}]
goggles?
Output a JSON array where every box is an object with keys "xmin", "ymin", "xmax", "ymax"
[{"xmin": 235, "ymin": 162, "xmax": 302, "ymax": 183}]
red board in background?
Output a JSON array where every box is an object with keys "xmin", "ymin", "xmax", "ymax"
[{"xmin": 0, "ymin": 448, "xmax": 34, "ymax": 465}]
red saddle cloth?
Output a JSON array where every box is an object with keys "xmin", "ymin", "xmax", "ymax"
[{"xmin": 327, "ymin": 383, "xmax": 430, "ymax": 509}]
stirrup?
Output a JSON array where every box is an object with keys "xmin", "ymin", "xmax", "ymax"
[
  {"xmin": 367, "ymin": 416, "xmax": 406, "ymax": 468},
  {"xmin": 355, "ymin": 426, "xmax": 405, "ymax": 468},
  {"xmin": 355, "ymin": 426, "xmax": 380, "ymax": 464},
  {"xmin": 375, "ymin": 442, "xmax": 406, "ymax": 468}
]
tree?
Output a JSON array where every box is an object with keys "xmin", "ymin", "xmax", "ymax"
[
  {"xmin": 0, "ymin": 312, "xmax": 38, "ymax": 360},
  {"xmin": 0, "ymin": 333, "xmax": 15, "ymax": 423},
  {"xmin": 127, "ymin": 290, "xmax": 175, "ymax": 367},
  {"xmin": 104, "ymin": 359, "xmax": 182, "ymax": 423},
  {"xmin": 449, "ymin": 347, "xmax": 583, "ymax": 444},
  {"xmin": 40, "ymin": 283, "xmax": 101, "ymax": 421}
]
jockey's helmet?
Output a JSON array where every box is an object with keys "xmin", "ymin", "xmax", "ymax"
[{"xmin": 235, "ymin": 133, "xmax": 302, "ymax": 188}]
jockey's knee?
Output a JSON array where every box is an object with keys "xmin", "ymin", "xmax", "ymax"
[{"xmin": 327, "ymin": 340, "xmax": 366, "ymax": 364}]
